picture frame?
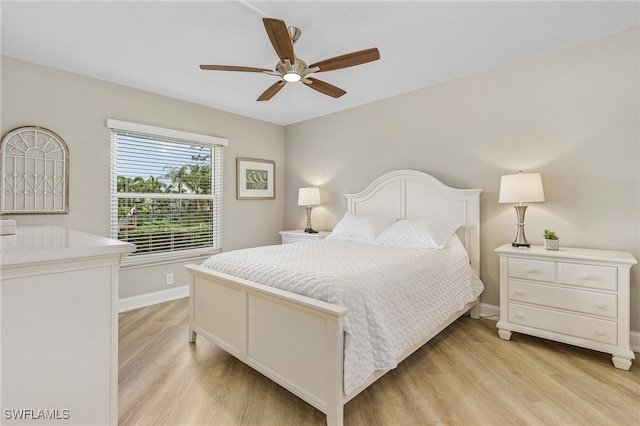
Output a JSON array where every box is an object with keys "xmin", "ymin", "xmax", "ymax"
[{"xmin": 236, "ymin": 157, "xmax": 275, "ymax": 200}]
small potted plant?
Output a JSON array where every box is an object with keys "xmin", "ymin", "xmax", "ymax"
[{"xmin": 543, "ymin": 229, "xmax": 559, "ymax": 250}]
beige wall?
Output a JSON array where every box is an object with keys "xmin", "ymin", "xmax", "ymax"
[
  {"xmin": 1, "ymin": 56, "xmax": 286, "ymax": 298},
  {"xmin": 284, "ymin": 29, "xmax": 640, "ymax": 330}
]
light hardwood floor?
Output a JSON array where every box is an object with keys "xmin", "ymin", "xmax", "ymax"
[{"xmin": 119, "ymin": 298, "xmax": 640, "ymax": 425}]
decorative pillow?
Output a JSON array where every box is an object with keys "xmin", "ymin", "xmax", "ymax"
[
  {"xmin": 326, "ymin": 212, "xmax": 397, "ymax": 243},
  {"xmin": 375, "ymin": 219, "xmax": 462, "ymax": 249}
]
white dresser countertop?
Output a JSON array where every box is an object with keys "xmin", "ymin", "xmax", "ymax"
[
  {"xmin": 495, "ymin": 244, "xmax": 637, "ymax": 265},
  {"xmin": 0, "ymin": 224, "xmax": 135, "ymax": 266}
]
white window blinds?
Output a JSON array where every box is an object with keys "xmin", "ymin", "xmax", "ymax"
[{"xmin": 108, "ymin": 120, "xmax": 226, "ymax": 261}]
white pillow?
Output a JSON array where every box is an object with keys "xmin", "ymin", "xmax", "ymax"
[
  {"xmin": 326, "ymin": 212, "xmax": 397, "ymax": 243},
  {"xmin": 375, "ymin": 219, "xmax": 462, "ymax": 249}
]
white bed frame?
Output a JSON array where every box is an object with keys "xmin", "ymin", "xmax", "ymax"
[{"xmin": 185, "ymin": 170, "xmax": 482, "ymax": 426}]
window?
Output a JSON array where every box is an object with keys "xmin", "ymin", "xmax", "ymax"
[{"xmin": 108, "ymin": 119, "xmax": 227, "ymax": 261}]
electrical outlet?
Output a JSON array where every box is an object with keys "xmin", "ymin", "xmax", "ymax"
[{"xmin": 166, "ymin": 273, "xmax": 174, "ymax": 286}]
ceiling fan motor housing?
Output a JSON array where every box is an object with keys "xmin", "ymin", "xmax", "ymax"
[{"xmin": 277, "ymin": 58, "xmax": 308, "ymax": 81}]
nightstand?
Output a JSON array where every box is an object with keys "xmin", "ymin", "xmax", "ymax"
[
  {"xmin": 279, "ymin": 230, "xmax": 330, "ymax": 244},
  {"xmin": 495, "ymin": 244, "xmax": 637, "ymax": 370}
]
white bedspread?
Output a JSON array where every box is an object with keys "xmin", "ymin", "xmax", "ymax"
[{"xmin": 201, "ymin": 236, "xmax": 483, "ymax": 395}]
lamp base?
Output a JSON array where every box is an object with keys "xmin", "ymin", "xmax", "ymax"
[
  {"xmin": 304, "ymin": 206, "xmax": 318, "ymax": 233},
  {"xmin": 511, "ymin": 205, "xmax": 531, "ymax": 248}
]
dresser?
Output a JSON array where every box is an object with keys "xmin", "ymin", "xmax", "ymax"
[
  {"xmin": 279, "ymin": 230, "xmax": 330, "ymax": 244},
  {"xmin": 495, "ymin": 244, "xmax": 637, "ymax": 370},
  {"xmin": 1, "ymin": 225, "xmax": 135, "ymax": 425}
]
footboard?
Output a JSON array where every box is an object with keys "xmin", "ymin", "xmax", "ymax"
[{"xmin": 185, "ymin": 263, "xmax": 349, "ymax": 425}]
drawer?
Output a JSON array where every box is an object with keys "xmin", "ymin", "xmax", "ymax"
[
  {"xmin": 281, "ymin": 236, "xmax": 300, "ymax": 244},
  {"xmin": 558, "ymin": 263, "xmax": 617, "ymax": 291},
  {"xmin": 508, "ymin": 258, "xmax": 555, "ymax": 283},
  {"xmin": 508, "ymin": 280, "xmax": 617, "ymax": 319},
  {"xmin": 508, "ymin": 302, "xmax": 617, "ymax": 345}
]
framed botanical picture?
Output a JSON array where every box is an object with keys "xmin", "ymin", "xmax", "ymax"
[{"xmin": 236, "ymin": 157, "xmax": 275, "ymax": 200}]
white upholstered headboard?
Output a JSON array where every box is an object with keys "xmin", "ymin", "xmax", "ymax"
[{"xmin": 344, "ymin": 170, "xmax": 482, "ymax": 276}]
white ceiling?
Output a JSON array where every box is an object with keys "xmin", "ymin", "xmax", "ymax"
[{"xmin": 2, "ymin": 1, "xmax": 638, "ymax": 126}]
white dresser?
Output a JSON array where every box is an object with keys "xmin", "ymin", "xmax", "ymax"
[
  {"xmin": 1, "ymin": 225, "xmax": 134, "ymax": 425},
  {"xmin": 495, "ymin": 244, "xmax": 637, "ymax": 370},
  {"xmin": 279, "ymin": 230, "xmax": 330, "ymax": 244}
]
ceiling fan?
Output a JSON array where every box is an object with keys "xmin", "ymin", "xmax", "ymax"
[{"xmin": 200, "ymin": 17, "xmax": 380, "ymax": 101}]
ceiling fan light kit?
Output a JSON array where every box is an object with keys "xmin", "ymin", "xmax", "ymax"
[
  {"xmin": 283, "ymin": 73, "xmax": 301, "ymax": 82},
  {"xmin": 200, "ymin": 18, "xmax": 380, "ymax": 101}
]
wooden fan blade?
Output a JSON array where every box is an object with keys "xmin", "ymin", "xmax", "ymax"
[
  {"xmin": 200, "ymin": 65, "xmax": 271, "ymax": 73},
  {"xmin": 263, "ymin": 18, "xmax": 295, "ymax": 63},
  {"xmin": 303, "ymin": 77, "xmax": 346, "ymax": 98},
  {"xmin": 257, "ymin": 80, "xmax": 286, "ymax": 101},
  {"xmin": 309, "ymin": 48, "xmax": 380, "ymax": 72}
]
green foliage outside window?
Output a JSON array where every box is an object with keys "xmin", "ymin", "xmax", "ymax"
[{"xmin": 117, "ymin": 162, "xmax": 215, "ymax": 254}]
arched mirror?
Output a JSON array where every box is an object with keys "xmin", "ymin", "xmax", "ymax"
[{"xmin": 1, "ymin": 126, "xmax": 69, "ymax": 214}]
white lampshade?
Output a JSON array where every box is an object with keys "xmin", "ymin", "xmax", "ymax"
[
  {"xmin": 298, "ymin": 187, "xmax": 321, "ymax": 206},
  {"xmin": 499, "ymin": 172, "xmax": 545, "ymax": 204}
]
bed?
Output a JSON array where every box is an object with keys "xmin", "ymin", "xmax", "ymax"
[{"xmin": 185, "ymin": 170, "xmax": 483, "ymax": 426}]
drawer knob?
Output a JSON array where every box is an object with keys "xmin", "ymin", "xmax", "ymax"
[
  {"xmin": 596, "ymin": 329, "xmax": 605, "ymax": 336},
  {"xmin": 515, "ymin": 312, "xmax": 524, "ymax": 319},
  {"xmin": 515, "ymin": 289, "xmax": 525, "ymax": 296},
  {"xmin": 526, "ymin": 267, "xmax": 535, "ymax": 273},
  {"xmin": 581, "ymin": 274, "xmax": 591, "ymax": 280},
  {"xmin": 596, "ymin": 302, "xmax": 606, "ymax": 309}
]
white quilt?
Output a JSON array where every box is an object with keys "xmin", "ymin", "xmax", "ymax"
[{"xmin": 200, "ymin": 236, "xmax": 484, "ymax": 395}]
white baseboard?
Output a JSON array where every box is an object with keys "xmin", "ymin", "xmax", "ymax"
[
  {"xmin": 479, "ymin": 302, "xmax": 500, "ymax": 321},
  {"xmin": 479, "ymin": 302, "xmax": 640, "ymax": 353},
  {"xmin": 118, "ymin": 285, "xmax": 189, "ymax": 313},
  {"xmin": 631, "ymin": 331, "xmax": 640, "ymax": 353}
]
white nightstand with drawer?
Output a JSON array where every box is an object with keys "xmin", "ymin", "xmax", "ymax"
[
  {"xmin": 495, "ymin": 244, "xmax": 637, "ymax": 370},
  {"xmin": 279, "ymin": 230, "xmax": 330, "ymax": 244}
]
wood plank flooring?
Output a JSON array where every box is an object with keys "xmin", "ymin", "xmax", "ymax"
[{"xmin": 119, "ymin": 299, "xmax": 640, "ymax": 425}]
